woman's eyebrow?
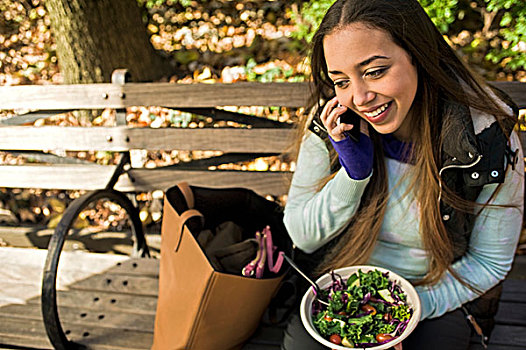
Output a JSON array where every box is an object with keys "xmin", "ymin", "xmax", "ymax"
[
  {"xmin": 328, "ymin": 55, "xmax": 391, "ymax": 75},
  {"xmin": 358, "ymin": 55, "xmax": 390, "ymax": 67}
]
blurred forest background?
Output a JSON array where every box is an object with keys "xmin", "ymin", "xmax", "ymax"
[{"xmin": 0, "ymin": 0, "xmax": 525, "ymax": 253}]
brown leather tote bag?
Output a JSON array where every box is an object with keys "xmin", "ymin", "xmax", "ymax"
[{"xmin": 152, "ymin": 182, "xmax": 291, "ymax": 350}]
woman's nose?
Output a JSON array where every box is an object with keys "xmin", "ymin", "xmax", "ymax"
[{"xmin": 352, "ymin": 81, "xmax": 375, "ymax": 107}]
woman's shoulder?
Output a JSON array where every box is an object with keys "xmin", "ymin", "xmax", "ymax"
[
  {"xmin": 470, "ymin": 84, "xmax": 517, "ymax": 136},
  {"xmin": 299, "ymin": 130, "xmax": 331, "ymax": 156}
]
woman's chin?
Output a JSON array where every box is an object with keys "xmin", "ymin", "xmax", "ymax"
[{"xmin": 370, "ymin": 124, "xmax": 397, "ymax": 136}]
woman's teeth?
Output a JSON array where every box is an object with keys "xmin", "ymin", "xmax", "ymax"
[{"xmin": 364, "ymin": 102, "xmax": 390, "ymax": 118}]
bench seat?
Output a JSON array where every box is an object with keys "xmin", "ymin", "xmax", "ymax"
[{"xmin": 1, "ymin": 246, "xmax": 525, "ymax": 349}]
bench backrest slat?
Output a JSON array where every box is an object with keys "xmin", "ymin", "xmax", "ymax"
[
  {"xmin": 121, "ymin": 82, "xmax": 310, "ymax": 108},
  {"xmin": 0, "ymin": 165, "xmax": 291, "ymax": 196},
  {"xmin": 0, "ymin": 82, "xmax": 310, "ymax": 110},
  {"xmin": 0, "ymin": 164, "xmax": 117, "ymax": 191},
  {"xmin": 0, "ymin": 84, "xmax": 124, "ymax": 110},
  {"xmin": 0, "ymin": 127, "xmax": 294, "ymax": 153},
  {"xmin": 489, "ymin": 81, "xmax": 526, "ymax": 109}
]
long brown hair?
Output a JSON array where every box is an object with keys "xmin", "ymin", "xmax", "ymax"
[{"xmin": 298, "ymin": 0, "xmax": 517, "ymax": 286}]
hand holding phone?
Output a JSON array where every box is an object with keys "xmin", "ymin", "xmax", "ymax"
[
  {"xmin": 331, "ymin": 106, "xmax": 374, "ymax": 180},
  {"xmin": 337, "ymin": 106, "xmax": 361, "ymax": 142}
]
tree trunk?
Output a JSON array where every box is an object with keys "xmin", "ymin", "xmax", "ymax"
[{"xmin": 45, "ymin": 0, "xmax": 172, "ymax": 83}]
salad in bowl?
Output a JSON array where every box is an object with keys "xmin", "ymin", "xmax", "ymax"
[{"xmin": 300, "ymin": 266, "xmax": 421, "ymax": 349}]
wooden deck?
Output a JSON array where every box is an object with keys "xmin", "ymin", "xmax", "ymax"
[{"xmin": 0, "ymin": 244, "xmax": 525, "ymax": 350}]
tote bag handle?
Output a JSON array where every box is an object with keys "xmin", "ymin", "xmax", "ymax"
[
  {"xmin": 173, "ymin": 182, "xmax": 205, "ymax": 252},
  {"xmin": 174, "ymin": 209, "xmax": 204, "ymax": 252},
  {"xmin": 177, "ymin": 181, "xmax": 195, "ymax": 209}
]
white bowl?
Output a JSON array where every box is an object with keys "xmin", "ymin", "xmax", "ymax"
[{"xmin": 300, "ymin": 265, "xmax": 421, "ymax": 350}]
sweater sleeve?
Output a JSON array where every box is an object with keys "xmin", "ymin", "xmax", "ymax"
[
  {"xmin": 330, "ymin": 133, "xmax": 374, "ymax": 180},
  {"xmin": 284, "ymin": 131, "xmax": 371, "ymax": 253},
  {"xmin": 416, "ymin": 131, "xmax": 524, "ymax": 320}
]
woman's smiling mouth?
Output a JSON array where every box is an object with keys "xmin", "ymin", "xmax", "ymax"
[{"xmin": 361, "ymin": 101, "xmax": 393, "ymax": 123}]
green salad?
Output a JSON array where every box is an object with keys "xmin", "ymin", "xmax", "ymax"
[{"xmin": 312, "ymin": 269, "xmax": 413, "ymax": 348}]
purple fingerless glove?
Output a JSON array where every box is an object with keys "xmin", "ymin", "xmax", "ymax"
[{"xmin": 330, "ymin": 133, "xmax": 374, "ymax": 180}]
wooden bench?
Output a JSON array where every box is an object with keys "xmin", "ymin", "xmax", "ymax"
[{"xmin": 0, "ymin": 77, "xmax": 525, "ymax": 349}]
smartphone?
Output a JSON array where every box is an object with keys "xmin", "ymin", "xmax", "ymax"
[{"xmin": 338, "ymin": 108, "xmax": 361, "ymax": 142}]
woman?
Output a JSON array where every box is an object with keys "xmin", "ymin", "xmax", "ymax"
[{"xmin": 282, "ymin": 0, "xmax": 524, "ymax": 349}]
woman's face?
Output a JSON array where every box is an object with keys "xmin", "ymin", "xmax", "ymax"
[{"xmin": 323, "ymin": 22, "xmax": 418, "ymax": 141}]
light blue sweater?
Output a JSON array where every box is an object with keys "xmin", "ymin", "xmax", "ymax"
[{"xmin": 284, "ymin": 130, "xmax": 524, "ymax": 320}]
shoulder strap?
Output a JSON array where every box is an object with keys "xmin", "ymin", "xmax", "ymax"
[{"xmin": 306, "ymin": 102, "xmax": 331, "ymax": 139}]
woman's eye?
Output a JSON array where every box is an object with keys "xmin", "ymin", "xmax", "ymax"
[
  {"xmin": 333, "ymin": 80, "xmax": 349, "ymax": 88},
  {"xmin": 366, "ymin": 68, "xmax": 387, "ymax": 79}
]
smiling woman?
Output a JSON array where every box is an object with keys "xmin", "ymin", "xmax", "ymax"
[
  {"xmin": 282, "ymin": 0, "xmax": 524, "ymax": 349},
  {"xmin": 322, "ymin": 23, "xmax": 418, "ymax": 140}
]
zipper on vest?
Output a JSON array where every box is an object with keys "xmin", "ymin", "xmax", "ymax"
[
  {"xmin": 462, "ymin": 306, "xmax": 488, "ymax": 349},
  {"xmin": 438, "ymin": 154, "xmax": 483, "ymax": 203}
]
